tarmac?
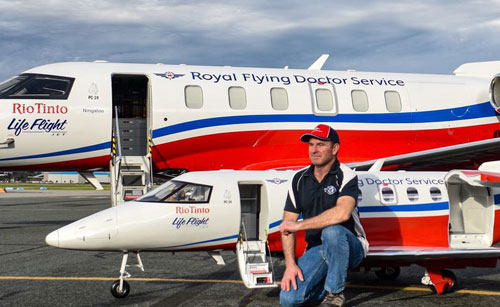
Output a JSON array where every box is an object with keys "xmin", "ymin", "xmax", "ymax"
[{"xmin": 1, "ymin": 190, "xmax": 500, "ymax": 306}]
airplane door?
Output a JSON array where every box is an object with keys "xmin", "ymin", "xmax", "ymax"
[
  {"xmin": 110, "ymin": 75, "xmax": 153, "ymax": 204},
  {"xmin": 111, "ymin": 75, "xmax": 149, "ymax": 156}
]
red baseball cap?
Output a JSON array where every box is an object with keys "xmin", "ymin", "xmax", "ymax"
[{"xmin": 300, "ymin": 124, "xmax": 340, "ymax": 144}]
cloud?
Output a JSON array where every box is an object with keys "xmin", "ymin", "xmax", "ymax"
[{"xmin": 0, "ymin": 0, "xmax": 499, "ymax": 81}]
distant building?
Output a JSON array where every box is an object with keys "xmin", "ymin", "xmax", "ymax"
[{"xmin": 44, "ymin": 172, "xmax": 110, "ymax": 184}]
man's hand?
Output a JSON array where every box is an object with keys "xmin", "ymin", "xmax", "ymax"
[
  {"xmin": 279, "ymin": 220, "xmax": 301, "ymax": 235},
  {"xmin": 281, "ymin": 262, "xmax": 304, "ymax": 291}
]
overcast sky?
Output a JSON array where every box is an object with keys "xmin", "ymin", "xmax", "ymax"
[{"xmin": 0, "ymin": 0, "xmax": 499, "ymax": 81}]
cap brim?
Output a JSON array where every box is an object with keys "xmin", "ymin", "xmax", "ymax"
[{"xmin": 300, "ymin": 134, "xmax": 330, "ymax": 142}]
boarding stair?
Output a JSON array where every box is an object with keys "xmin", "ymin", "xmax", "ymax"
[
  {"xmin": 110, "ymin": 112, "xmax": 153, "ymax": 206},
  {"xmin": 236, "ymin": 222, "xmax": 277, "ymax": 288}
]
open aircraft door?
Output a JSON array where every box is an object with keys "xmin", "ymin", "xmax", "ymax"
[
  {"xmin": 110, "ymin": 75, "xmax": 153, "ymax": 206},
  {"xmin": 236, "ymin": 181, "xmax": 277, "ymax": 288}
]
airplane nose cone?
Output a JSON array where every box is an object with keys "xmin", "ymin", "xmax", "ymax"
[{"xmin": 45, "ymin": 230, "xmax": 59, "ymax": 247}]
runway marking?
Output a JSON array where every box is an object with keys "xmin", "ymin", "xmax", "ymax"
[{"xmin": 1, "ymin": 276, "xmax": 500, "ymax": 296}]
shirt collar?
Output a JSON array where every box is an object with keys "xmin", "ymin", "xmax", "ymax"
[{"xmin": 303, "ymin": 159, "xmax": 340, "ymax": 176}]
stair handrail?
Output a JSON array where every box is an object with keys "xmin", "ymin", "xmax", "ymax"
[
  {"xmin": 265, "ymin": 230, "xmax": 276, "ymax": 283},
  {"xmin": 113, "ymin": 106, "xmax": 123, "ymax": 205}
]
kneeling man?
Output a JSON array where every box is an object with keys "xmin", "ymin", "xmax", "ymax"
[{"xmin": 279, "ymin": 124, "xmax": 368, "ymax": 307}]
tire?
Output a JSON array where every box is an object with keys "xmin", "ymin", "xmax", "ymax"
[
  {"xmin": 375, "ymin": 267, "xmax": 401, "ymax": 281},
  {"xmin": 441, "ymin": 269, "xmax": 457, "ymax": 293},
  {"xmin": 110, "ymin": 280, "xmax": 130, "ymax": 298},
  {"xmin": 427, "ymin": 270, "xmax": 457, "ymax": 294}
]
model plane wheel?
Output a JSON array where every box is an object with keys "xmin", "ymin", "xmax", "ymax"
[
  {"xmin": 110, "ymin": 280, "xmax": 130, "ymax": 298},
  {"xmin": 441, "ymin": 269, "xmax": 457, "ymax": 293},
  {"xmin": 375, "ymin": 266, "xmax": 400, "ymax": 280},
  {"xmin": 427, "ymin": 270, "xmax": 457, "ymax": 294}
]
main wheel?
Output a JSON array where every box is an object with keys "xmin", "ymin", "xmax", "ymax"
[
  {"xmin": 441, "ymin": 269, "xmax": 457, "ymax": 293},
  {"xmin": 110, "ymin": 280, "xmax": 130, "ymax": 298},
  {"xmin": 375, "ymin": 266, "xmax": 401, "ymax": 280},
  {"xmin": 427, "ymin": 269, "xmax": 457, "ymax": 294}
]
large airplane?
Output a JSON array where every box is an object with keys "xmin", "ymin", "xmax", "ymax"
[
  {"xmin": 2, "ymin": 56, "xmax": 500, "ymax": 203},
  {"xmin": 45, "ymin": 160, "xmax": 500, "ymax": 298}
]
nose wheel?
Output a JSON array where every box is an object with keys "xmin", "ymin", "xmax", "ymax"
[
  {"xmin": 111, "ymin": 280, "xmax": 130, "ymax": 298},
  {"xmin": 111, "ymin": 252, "xmax": 144, "ymax": 298}
]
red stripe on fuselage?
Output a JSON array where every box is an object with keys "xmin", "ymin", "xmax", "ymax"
[
  {"xmin": 266, "ymin": 215, "xmax": 450, "ymax": 254},
  {"xmin": 361, "ymin": 215, "xmax": 450, "ymax": 247},
  {"xmin": 154, "ymin": 124, "xmax": 500, "ymax": 171},
  {"xmin": 4, "ymin": 155, "xmax": 110, "ymax": 171},
  {"xmin": 4, "ymin": 123, "xmax": 500, "ymax": 171}
]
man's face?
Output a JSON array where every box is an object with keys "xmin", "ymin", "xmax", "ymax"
[{"xmin": 308, "ymin": 138, "xmax": 339, "ymax": 167}]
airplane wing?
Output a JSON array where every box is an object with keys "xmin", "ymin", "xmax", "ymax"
[
  {"xmin": 365, "ymin": 246, "xmax": 500, "ymax": 261},
  {"xmin": 348, "ymin": 137, "xmax": 500, "ymax": 171}
]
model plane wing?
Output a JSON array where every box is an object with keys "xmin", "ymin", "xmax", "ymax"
[
  {"xmin": 349, "ymin": 137, "xmax": 500, "ymax": 171},
  {"xmin": 366, "ymin": 246, "xmax": 500, "ymax": 261}
]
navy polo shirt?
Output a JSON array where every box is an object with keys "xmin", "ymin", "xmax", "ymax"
[{"xmin": 284, "ymin": 159, "xmax": 359, "ymax": 249}]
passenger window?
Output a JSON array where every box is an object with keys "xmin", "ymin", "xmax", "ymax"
[
  {"xmin": 228, "ymin": 86, "xmax": 247, "ymax": 110},
  {"xmin": 185, "ymin": 85, "xmax": 203, "ymax": 109},
  {"xmin": 351, "ymin": 90, "xmax": 369, "ymax": 112},
  {"xmin": 380, "ymin": 185, "xmax": 397, "ymax": 204},
  {"xmin": 385, "ymin": 91, "xmax": 402, "ymax": 112},
  {"xmin": 407, "ymin": 187, "xmax": 419, "ymax": 202},
  {"xmin": 315, "ymin": 89, "xmax": 333, "ymax": 111},
  {"xmin": 0, "ymin": 74, "xmax": 74, "ymax": 100},
  {"xmin": 270, "ymin": 87, "xmax": 288, "ymax": 110},
  {"xmin": 430, "ymin": 187, "xmax": 442, "ymax": 201}
]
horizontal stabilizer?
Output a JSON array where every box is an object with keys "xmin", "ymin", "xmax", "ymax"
[{"xmin": 454, "ymin": 61, "xmax": 500, "ymax": 77}]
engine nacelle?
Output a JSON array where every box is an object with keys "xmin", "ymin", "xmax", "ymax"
[{"xmin": 490, "ymin": 74, "xmax": 500, "ymax": 113}]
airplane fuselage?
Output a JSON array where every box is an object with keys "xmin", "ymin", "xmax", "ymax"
[
  {"xmin": 1, "ymin": 62, "xmax": 499, "ymax": 172},
  {"xmin": 46, "ymin": 169, "xmax": 500, "ymax": 253}
]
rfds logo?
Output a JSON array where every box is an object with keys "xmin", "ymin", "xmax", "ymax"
[
  {"xmin": 324, "ymin": 185, "xmax": 337, "ymax": 195},
  {"xmin": 155, "ymin": 71, "xmax": 185, "ymax": 79}
]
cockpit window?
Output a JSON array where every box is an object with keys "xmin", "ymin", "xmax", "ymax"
[
  {"xmin": 137, "ymin": 180, "xmax": 212, "ymax": 203},
  {"xmin": 0, "ymin": 74, "xmax": 75, "ymax": 100},
  {"xmin": 0, "ymin": 75, "xmax": 29, "ymax": 95}
]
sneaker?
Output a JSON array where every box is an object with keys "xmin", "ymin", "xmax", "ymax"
[{"xmin": 319, "ymin": 291, "xmax": 345, "ymax": 307}]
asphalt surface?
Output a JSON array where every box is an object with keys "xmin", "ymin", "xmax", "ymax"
[{"xmin": 1, "ymin": 190, "xmax": 500, "ymax": 306}]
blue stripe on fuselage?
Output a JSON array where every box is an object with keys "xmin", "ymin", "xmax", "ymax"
[
  {"xmin": 1, "ymin": 101, "xmax": 496, "ymax": 161},
  {"xmin": 0, "ymin": 141, "xmax": 110, "ymax": 162},
  {"xmin": 358, "ymin": 201, "xmax": 449, "ymax": 213},
  {"xmin": 153, "ymin": 101, "xmax": 496, "ymax": 138},
  {"xmin": 163, "ymin": 234, "xmax": 239, "ymax": 249},
  {"xmin": 268, "ymin": 201, "xmax": 450, "ymax": 229}
]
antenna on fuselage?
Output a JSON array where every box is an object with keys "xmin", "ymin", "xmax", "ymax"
[{"xmin": 308, "ymin": 54, "xmax": 330, "ymax": 70}]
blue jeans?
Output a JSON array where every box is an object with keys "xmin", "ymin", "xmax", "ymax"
[{"xmin": 280, "ymin": 225, "xmax": 364, "ymax": 307}]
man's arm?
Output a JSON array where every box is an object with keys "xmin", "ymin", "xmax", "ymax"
[
  {"xmin": 280, "ymin": 195, "xmax": 355, "ymax": 234},
  {"xmin": 279, "ymin": 210, "xmax": 303, "ymax": 291}
]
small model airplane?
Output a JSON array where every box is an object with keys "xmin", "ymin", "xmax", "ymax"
[{"xmin": 46, "ymin": 160, "xmax": 500, "ymax": 298}]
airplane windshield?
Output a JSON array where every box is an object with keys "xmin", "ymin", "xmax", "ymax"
[
  {"xmin": 0, "ymin": 73, "xmax": 75, "ymax": 100},
  {"xmin": 137, "ymin": 180, "xmax": 212, "ymax": 203}
]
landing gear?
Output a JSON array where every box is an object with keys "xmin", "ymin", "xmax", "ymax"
[
  {"xmin": 111, "ymin": 280, "xmax": 130, "ymax": 298},
  {"xmin": 375, "ymin": 266, "xmax": 401, "ymax": 280},
  {"xmin": 110, "ymin": 252, "xmax": 144, "ymax": 298},
  {"xmin": 422, "ymin": 268, "xmax": 457, "ymax": 294}
]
